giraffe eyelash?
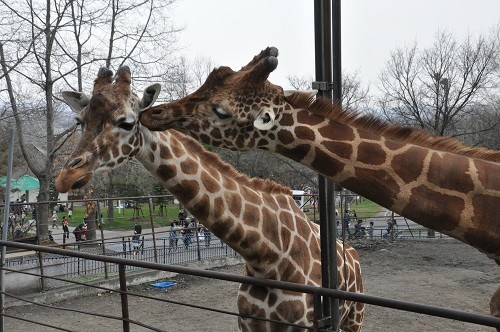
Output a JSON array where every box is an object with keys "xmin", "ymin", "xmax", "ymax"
[{"xmin": 211, "ymin": 105, "xmax": 231, "ymax": 120}]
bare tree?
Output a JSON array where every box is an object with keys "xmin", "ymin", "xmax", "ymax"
[
  {"xmin": 0, "ymin": 0, "xmax": 182, "ymax": 241},
  {"xmin": 191, "ymin": 55, "xmax": 216, "ymax": 88},
  {"xmin": 287, "ymin": 71, "xmax": 371, "ymax": 111},
  {"xmin": 378, "ymin": 29, "xmax": 500, "ymax": 137}
]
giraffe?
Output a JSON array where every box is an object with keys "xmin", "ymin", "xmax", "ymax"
[
  {"xmin": 139, "ymin": 47, "xmax": 500, "ymax": 318},
  {"xmin": 54, "ymin": 66, "xmax": 364, "ymax": 331}
]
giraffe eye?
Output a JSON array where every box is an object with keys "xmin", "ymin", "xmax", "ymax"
[
  {"xmin": 118, "ymin": 121, "xmax": 135, "ymax": 131},
  {"xmin": 211, "ymin": 105, "xmax": 231, "ymax": 120}
]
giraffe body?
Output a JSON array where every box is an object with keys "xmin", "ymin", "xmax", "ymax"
[
  {"xmin": 139, "ymin": 47, "xmax": 500, "ymax": 264},
  {"xmin": 55, "ymin": 66, "xmax": 364, "ymax": 331}
]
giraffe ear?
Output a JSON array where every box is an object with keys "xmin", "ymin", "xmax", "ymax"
[
  {"xmin": 139, "ymin": 83, "xmax": 161, "ymax": 110},
  {"xmin": 253, "ymin": 109, "xmax": 275, "ymax": 130},
  {"xmin": 61, "ymin": 91, "xmax": 90, "ymax": 113}
]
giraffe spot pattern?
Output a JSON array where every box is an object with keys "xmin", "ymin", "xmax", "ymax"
[
  {"xmin": 277, "ymin": 130, "xmax": 295, "ymax": 145},
  {"xmin": 294, "ymin": 126, "xmax": 316, "ymax": 141},
  {"xmin": 403, "ymin": 185, "xmax": 463, "ymax": 232},
  {"xmin": 475, "ymin": 159, "xmax": 500, "ymax": 191},
  {"xmin": 322, "ymin": 141, "xmax": 353, "ymax": 160},
  {"xmin": 427, "ymin": 153, "xmax": 475, "ymax": 193},
  {"xmin": 180, "ymin": 158, "xmax": 199, "ymax": 175},
  {"xmin": 225, "ymin": 191, "xmax": 243, "ymax": 217},
  {"xmin": 190, "ymin": 194, "xmax": 210, "ymax": 221},
  {"xmin": 356, "ymin": 142, "xmax": 386, "ymax": 166},
  {"xmin": 391, "ymin": 146, "xmax": 426, "ymax": 183},
  {"xmin": 240, "ymin": 230, "xmax": 261, "ymax": 250},
  {"xmin": 318, "ymin": 121, "xmax": 355, "ymax": 141},
  {"xmin": 242, "ymin": 204, "xmax": 261, "ymax": 228},
  {"xmin": 276, "ymin": 299, "xmax": 306, "ymax": 323},
  {"xmin": 297, "ymin": 111, "xmax": 326, "ymax": 126},
  {"xmin": 156, "ymin": 164, "xmax": 177, "ymax": 181},
  {"xmin": 200, "ymin": 170, "xmax": 221, "ymax": 193},
  {"xmin": 311, "ymin": 147, "xmax": 345, "ymax": 177},
  {"xmin": 343, "ymin": 168, "xmax": 399, "ymax": 209}
]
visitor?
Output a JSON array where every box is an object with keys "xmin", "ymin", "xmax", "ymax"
[
  {"xmin": 98, "ymin": 214, "xmax": 105, "ymax": 230},
  {"xmin": 203, "ymin": 226, "xmax": 212, "ymax": 246},
  {"xmin": 169, "ymin": 222, "xmax": 179, "ymax": 251},
  {"xmin": 368, "ymin": 221, "xmax": 374, "ymax": 239},
  {"xmin": 178, "ymin": 208, "xmax": 187, "ymax": 223},
  {"xmin": 51, "ymin": 211, "xmax": 59, "ymax": 229},
  {"xmin": 73, "ymin": 224, "xmax": 82, "ymax": 241},
  {"xmin": 62, "ymin": 216, "xmax": 69, "ymax": 239},
  {"xmin": 81, "ymin": 222, "xmax": 88, "ymax": 241},
  {"xmin": 132, "ymin": 231, "xmax": 141, "ymax": 255}
]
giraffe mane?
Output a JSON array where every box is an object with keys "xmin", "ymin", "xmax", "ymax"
[
  {"xmin": 175, "ymin": 132, "xmax": 293, "ymax": 196},
  {"xmin": 285, "ymin": 92, "xmax": 500, "ymax": 163}
]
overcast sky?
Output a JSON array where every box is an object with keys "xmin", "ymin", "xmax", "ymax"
[{"xmin": 172, "ymin": 0, "xmax": 500, "ymax": 90}]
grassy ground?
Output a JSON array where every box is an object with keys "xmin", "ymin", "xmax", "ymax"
[
  {"xmin": 349, "ymin": 199, "xmax": 382, "ymax": 220},
  {"xmin": 54, "ymin": 198, "xmax": 383, "ymax": 230},
  {"xmin": 302, "ymin": 198, "xmax": 382, "ymax": 223},
  {"xmin": 58, "ymin": 203, "xmax": 182, "ymax": 230}
]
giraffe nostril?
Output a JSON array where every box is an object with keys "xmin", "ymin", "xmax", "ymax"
[{"xmin": 68, "ymin": 156, "xmax": 86, "ymax": 169}]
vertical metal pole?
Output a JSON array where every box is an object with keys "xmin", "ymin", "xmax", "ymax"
[
  {"xmin": 97, "ymin": 201, "xmax": 108, "ymax": 279},
  {"xmin": 314, "ymin": 0, "xmax": 341, "ymax": 329},
  {"xmin": 0, "ymin": 128, "xmax": 15, "ymax": 331},
  {"xmin": 147, "ymin": 198, "xmax": 158, "ymax": 263},
  {"xmin": 118, "ymin": 264, "xmax": 130, "ymax": 332},
  {"xmin": 330, "ymin": 1, "xmax": 342, "ymax": 329}
]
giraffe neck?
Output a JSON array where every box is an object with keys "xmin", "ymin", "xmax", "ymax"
[
  {"xmin": 134, "ymin": 127, "xmax": 321, "ymax": 278},
  {"xmin": 266, "ymin": 106, "xmax": 500, "ymax": 261}
]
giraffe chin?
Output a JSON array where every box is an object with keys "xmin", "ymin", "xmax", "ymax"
[{"xmin": 55, "ymin": 171, "xmax": 93, "ymax": 193}]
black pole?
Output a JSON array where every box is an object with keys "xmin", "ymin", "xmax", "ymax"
[
  {"xmin": 330, "ymin": 0, "xmax": 342, "ymax": 329},
  {"xmin": 314, "ymin": 0, "xmax": 339, "ymax": 329}
]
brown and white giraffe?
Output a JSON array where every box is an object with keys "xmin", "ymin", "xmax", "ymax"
[
  {"xmin": 55, "ymin": 66, "xmax": 364, "ymax": 331},
  {"xmin": 139, "ymin": 47, "xmax": 500, "ymax": 318}
]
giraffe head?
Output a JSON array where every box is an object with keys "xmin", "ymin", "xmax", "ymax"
[
  {"xmin": 55, "ymin": 66, "xmax": 161, "ymax": 193},
  {"xmin": 139, "ymin": 47, "xmax": 287, "ymax": 150}
]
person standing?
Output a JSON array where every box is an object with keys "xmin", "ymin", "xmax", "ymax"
[
  {"xmin": 51, "ymin": 211, "xmax": 59, "ymax": 229},
  {"xmin": 67, "ymin": 207, "xmax": 73, "ymax": 220},
  {"xmin": 98, "ymin": 214, "xmax": 105, "ymax": 230},
  {"xmin": 169, "ymin": 222, "xmax": 178, "ymax": 252},
  {"xmin": 178, "ymin": 208, "xmax": 187, "ymax": 223},
  {"xmin": 73, "ymin": 224, "xmax": 82, "ymax": 241},
  {"xmin": 132, "ymin": 231, "xmax": 141, "ymax": 255},
  {"xmin": 81, "ymin": 222, "xmax": 88, "ymax": 241},
  {"xmin": 368, "ymin": 221, "xmax": 374, "ymax": 239},
  {"xmin": 62, "ymin": 216, "xmax": 70, "ymax": 239}
]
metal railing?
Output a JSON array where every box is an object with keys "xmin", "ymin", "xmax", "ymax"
[{"xmin": 1, "ymin": 240, "xmax": 500, "ymax": 331}]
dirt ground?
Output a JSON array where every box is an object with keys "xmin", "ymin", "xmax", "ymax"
[{"xmin": 5, "ymin": 238, "xmax": 500, "ymax": 331}]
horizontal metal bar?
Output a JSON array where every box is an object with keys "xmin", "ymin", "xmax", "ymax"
[{"xmin": 1, "ymin": 240, "xmax": 500, "ymax": 329}]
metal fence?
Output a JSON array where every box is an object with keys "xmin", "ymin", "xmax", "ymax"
[
  {"xmin": 3, "ymin": 228, "xmax": 237, "ymax": 293},
  {"xmin": 1, "ymin": 240, "xmax": 500, "ymax": 331}
]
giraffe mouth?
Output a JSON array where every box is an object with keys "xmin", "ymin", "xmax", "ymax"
[
  {"xmin": 139, "ymin": 110, "xmax": 170, "ymax": 131},
  {"xmin": 55, "ymin": 171, "xmax": 94, "ymax": 193},
  {"xmin": 72, "ymin": 173, "xmax": 93, "ymax": 190}
]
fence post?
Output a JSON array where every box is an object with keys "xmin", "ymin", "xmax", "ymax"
[
  {"xmin": 194, "ymin": 220, "xmax": 201, "ymax": 261},
  {"xmin": 118, "ymin": 264, "xmax": 130, "ymax": 332},
  {"xmin": 147, "ymin": 198, "xmax": 158, "ymax": 263},
  {"xmin": 97, "ymin": 201, "xmax": 108, "ymax": 279}
]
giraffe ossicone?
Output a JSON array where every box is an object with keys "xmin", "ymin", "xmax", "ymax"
[
  {"xmin": 55, "ymin": 66, "xmax": 365, "ymax": 331},
  {"xmin": 139, "ymin": 47, "xmax": 500, "ymax": 320}
]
